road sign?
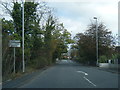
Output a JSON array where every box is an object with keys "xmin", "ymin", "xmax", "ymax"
[
  {"xmin": 9, "ymin": 40, "xmax": 21, "ymax": 47},
  {"xmin": 9, "ymin": 40, "xmax": 21, "ymax": 73}
]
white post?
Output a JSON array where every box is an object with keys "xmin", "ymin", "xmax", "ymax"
[
  {"xmin": 14, "ymin": 47, "xmax": 16, "ymax": 73},
  {"xmin": 22, "ymin": 0, "xmax": 25, "ymax": 72}
]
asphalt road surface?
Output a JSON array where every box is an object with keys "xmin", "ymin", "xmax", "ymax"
[{"xmin": 3, "ymin": 60, "xmax": 119, "ymax": 88}]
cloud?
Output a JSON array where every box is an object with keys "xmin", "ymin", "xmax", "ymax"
[
  {"xmin": 41, "ymin": 0, "xmax": 119, "ymax": 3},
  {"xmin": 1, "ymin": 0, "xmax": 118, "ymax": 37},
  {"xmin": 58, "ymin": 17, "xmax": 88, "ymax": 38},
  {"xmin": 48, "ymin": 1, "xmax": 118, "ymax": 37}
]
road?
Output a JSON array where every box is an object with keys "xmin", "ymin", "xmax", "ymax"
[{"xmin": 3, "ymin": 60, "xmax": 119, "ymax": 88}]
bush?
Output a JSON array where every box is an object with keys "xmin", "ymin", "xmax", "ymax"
[
  {"xmin": 111, "ymin": 54, "xmax": 118, "ymax": 60},
  {"xmin": 99, "ymin": 55, "xmax": 108, "ymax": 63},
  {"xmin": 32, "ymin": 56, "xmax": 48, "ymax": 69}
]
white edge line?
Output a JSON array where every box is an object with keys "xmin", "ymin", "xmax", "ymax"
[{"xmin": 83, "ymin": 76, "xmax": 96, "ymax": 87}]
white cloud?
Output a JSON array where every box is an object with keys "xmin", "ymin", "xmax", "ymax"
[
  {"xmin": 48, "ymin": 1, "xmax": 118, "ymax": 37},
  {"xmin": 92, "ymin": 2, "xmax": 118, "ymax": 34},
  {"xmin": 59, "ymin": 17, "xmax": 87, "ymax": 38},
  {"xmin": 1, "ymin": 0, "xmax": 119, "ymax": 37},
  {"xmin": 41, "ymin": 0, "xmax": 119, "ymax": 3}
]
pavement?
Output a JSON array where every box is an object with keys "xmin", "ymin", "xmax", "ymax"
[
  {"xmin": 97, "ymin": 67, "xmax": 119, "ymax": 74},
  {"xmin": 2, "ymin": 60, "xmax": 119, "ymax": 88},
  {"xmin": 79, "ymin": 64, "xmax": 119, "ymax": 74}
]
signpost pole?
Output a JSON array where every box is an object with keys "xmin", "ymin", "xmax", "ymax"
[{"xmin": 13, "ymin": 47, "xmax": 16, "ymax": 73}]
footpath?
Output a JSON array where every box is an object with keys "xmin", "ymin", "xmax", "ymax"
[{"xmin": 97, "ymin": 67, "xmax": 120, "ymax": 74}]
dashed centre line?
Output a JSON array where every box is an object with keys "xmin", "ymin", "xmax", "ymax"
[{"xmin": 83, "ymin": 76, "xmax": 97, "ymax": 87}]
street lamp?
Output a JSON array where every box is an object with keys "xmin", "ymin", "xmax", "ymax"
[
  {"xmin": 22, "ymin": 0, "xmax": 25, "ymax": 72},
  {"xmin": 94, "ymin": 17, "xmax": 99, "ymax": 66}
]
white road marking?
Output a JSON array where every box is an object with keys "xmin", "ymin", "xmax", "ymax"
[
  {"xmin": 83, "ymin": 76, "xmax": 96, "ymax": 87},
  {"xmin": 77, "ymin": 71, "xmax": 88, "ymax": 75},
  {"xmin": 7, "ymin": 79, "xmax": 12, "ymax": 82}
]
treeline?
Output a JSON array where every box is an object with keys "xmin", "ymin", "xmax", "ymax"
[
  {"xmin": 2, "ymin": 1, "xmax": 73, "ymax": 80},
  {"xmin": 70, "ymin": 22, "xmax": 119, "ymax": 65}
]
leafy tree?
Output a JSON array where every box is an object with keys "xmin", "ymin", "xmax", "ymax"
[
  {"xmin": 52, "ymin": 23, "xmax": 73, "ymax": 60},
  {"xmin": 2, "ymin": 0, "xmax": 73, "ymax": 78},
  {"xmin": 74, "ymin": 22, "xmax": 115, "ymax": 65},
  {"xmin": 2, "ymin": 18, "xmax": 15, "ymax": 80}
]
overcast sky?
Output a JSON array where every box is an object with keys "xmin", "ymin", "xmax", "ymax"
[
  {"xmin": 45, "ymin": 0, "xmax": 119, "ymax": 38},
  {"xmin": 1, "ymin": 0, "xmax": 119, "ymax": 39}
]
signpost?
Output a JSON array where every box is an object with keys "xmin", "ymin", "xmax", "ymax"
[
  {"xmin": 9, "ymin": 40, "xmax": 21, "ymax": 73},
  {"xmin": 9, "ymin": 40, "xmax": 21, "ymax": 47}
]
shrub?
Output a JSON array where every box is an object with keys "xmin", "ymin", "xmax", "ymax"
[
  {"xmin": 32, "ymin": 56, "xmax": 48, "ymax": 69},
  {"xmin": 111, "ymin": 54, "xmax": 118, "ymax": 60},
  {"xmin": 99, "ymin": 55, "xmax": 108, "ymax": 63}
]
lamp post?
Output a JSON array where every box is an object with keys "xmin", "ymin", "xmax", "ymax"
[
  {"xmin": 94, "ymin": 17, "xmax": 99, "ymax": 66},
  {"xmin": 118, "ymin": 2, "xmax": 120, "ymax": 46},
  {"xmin": 22, "ymin": 0, "xmax": 25, "ymax": 72}
]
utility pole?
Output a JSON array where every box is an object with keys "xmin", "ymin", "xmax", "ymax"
[
  {"xmin": 94, "ymin": 17, "xmax": 98, "ymax": 66},
  {"xmin": 22, "ymin": 0, "xmax": 25, "ymax": 72}
]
